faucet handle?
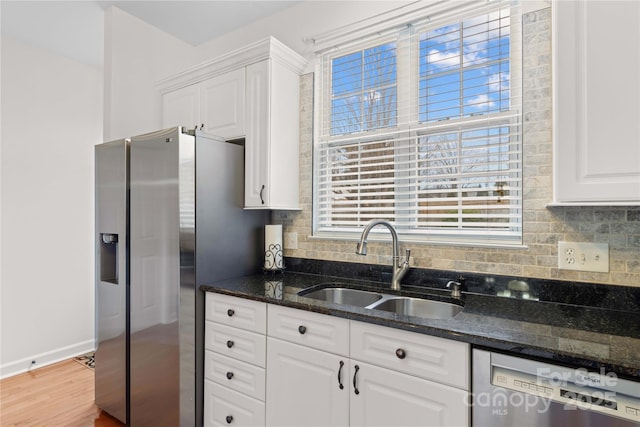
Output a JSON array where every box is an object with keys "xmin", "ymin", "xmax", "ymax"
[{"xmin": 404, "ymin": 249, "xmax": 411, "ymax": 264}]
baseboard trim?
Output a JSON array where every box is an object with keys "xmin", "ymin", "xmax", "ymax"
[{"xmin": 0, "ymin": 339, "xmax": 95, "ymax": 379}]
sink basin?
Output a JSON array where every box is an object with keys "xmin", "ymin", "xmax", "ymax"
[
  {"xmin": 299, "ymin": 285, "xmax": 463, "ymax": 319},
  {"xmin": 369, "ymin": 297, "xmax": 462, "ymax": 319},
  {"xmin": 299, "ymin": 287, "xmax": 383, "ymax": 307}
]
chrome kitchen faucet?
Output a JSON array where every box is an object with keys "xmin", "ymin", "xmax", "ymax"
[{"xmin": 356, "ymin": 219, "xmax": 410, "ymax": 291}]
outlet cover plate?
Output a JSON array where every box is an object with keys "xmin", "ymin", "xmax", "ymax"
[{"xmin": 558, "ymin": 241, "xmax": 609, "ymax": 273}]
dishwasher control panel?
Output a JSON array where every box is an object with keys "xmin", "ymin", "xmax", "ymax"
[{"xmin": 492, "ymin": 364, "xmax": 640, "ymax": 424}]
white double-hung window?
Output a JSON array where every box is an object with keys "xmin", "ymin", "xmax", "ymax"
[{"xmin": 313, "ymin": 1, "xmax": 522, "ymax": 246}]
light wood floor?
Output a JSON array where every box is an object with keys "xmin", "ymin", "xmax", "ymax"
[{"xmin": 0, "ymin": 359, "xmax": 124, "ymax": 427}]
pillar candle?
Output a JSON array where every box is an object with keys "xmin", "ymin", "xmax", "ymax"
[{"xmin": 264, "ymin": 224, "xmax": 283, "ymax": 270}]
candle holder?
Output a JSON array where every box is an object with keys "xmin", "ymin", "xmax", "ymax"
[
  {"xmin": 264, "ymin": 279, "xmax": 283, "ymax": 299},
  {"xmin": 263, "ymin": 243, "xmax": 285, "ymax": 274}
]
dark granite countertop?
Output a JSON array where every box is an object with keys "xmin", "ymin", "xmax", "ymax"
[{"xmin": 201, "ymin": 265, "xmax": 640, "ymax": 380}]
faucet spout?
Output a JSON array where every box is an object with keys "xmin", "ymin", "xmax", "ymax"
[{"xmin": 355, "ymin": 219, "xmax": 410, "ymax": 290}]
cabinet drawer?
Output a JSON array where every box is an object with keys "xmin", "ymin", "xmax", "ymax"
[
  {"xmin": 350, "ymin": 321, "xmax": 469, "ymax": 390},
  {"xmin": 206, "ymin": 293, "xmax": 266, "ymax": 334},
  {"xmin": 204, "ymin": 380, "xmax": 265, "ymax": 427},
  {"xmin": 267, "ymin": 304, "xmax": 349, "ymax": 357},
  {"xmin": 205, "ymin": 321, "xmax": 266, "ymax": 367},
  {"xmin": 204, "ymin": 321, "xmax": 267, "ymax": 368},
  {"xmin": 205, "ymin": 351, "xmax": 266, "ymax": 401}
]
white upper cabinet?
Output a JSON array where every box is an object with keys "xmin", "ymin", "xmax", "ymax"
[
  {"xmin": 200, "ymin": 68, "xmax": 246, "ymax": 140},
  {"xmin": 552, "ymin": 1, "xmax": 640, "ymax": 205},
  {"xmin": 158, "ymin": 37, "xmax": 307, "ymax": 209},
  {"xmin": 162, "ymin": 69, "xmax": 244, "ymax": 139},
  {"xmin": 244, "ymin": 58, "xmax": 302, "ymax": 209},
  {"xmin": 162, "ymin": 84, "xmax": 200, "ymax": 131}
]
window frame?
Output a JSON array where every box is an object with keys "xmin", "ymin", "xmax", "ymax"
[{"xmin": 312, "ymin": 2, "xmax": 523, "ymax": 247}]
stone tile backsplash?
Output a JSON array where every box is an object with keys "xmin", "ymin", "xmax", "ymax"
[{"xmin": 274, "ymin": 7, "xmax": 640, "ymax": 288}]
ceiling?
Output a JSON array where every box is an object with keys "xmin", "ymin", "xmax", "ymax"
[
  {"xmin": 98, "ymin": 1, "xmax": 301, "ymax": 46},
  {"xmin": 1, "ymin": 1, "xmax": 301, "ymax": 67}
]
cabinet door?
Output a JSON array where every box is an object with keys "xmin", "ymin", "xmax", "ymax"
[
  {"xmin": 553, "ymin": 1, "xmax": 640, "ymax": 204},
  {"xmin": 266, "ymin": 337, "xmax": 349, "ymax": 427},
  {"xmin": 245, "ymin": 60, "xmax": 271, "ymax": 208},
  {"xmin": 350, "ymin": 360, "xmax": 469, "ymax": 427},
  {"xmin": 201, "ymin": 69, "xmax": 246, "ymax": 140},
  {"xmin": 162, "ymin": 84, "xmax": 200, "ymax": 130},
  {"xmin": 244, "ymin": 58, "xmax": 301, "ymax": 209}
]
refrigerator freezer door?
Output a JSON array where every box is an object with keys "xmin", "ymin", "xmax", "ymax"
[{"xmin": 95, "ymin": 139, "xmax": 128, "ymax": 424}]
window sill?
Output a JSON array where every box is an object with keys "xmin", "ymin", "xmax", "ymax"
[{"xmin": 309, "ymin": 232, "xmax": 527, "ymax": 250}]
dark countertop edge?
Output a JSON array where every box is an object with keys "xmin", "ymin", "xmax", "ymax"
[{"xmin": 200, "ymin": 284, "xmax": 640, "ymax": 380}]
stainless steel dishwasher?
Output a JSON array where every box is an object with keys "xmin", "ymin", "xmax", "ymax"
[{"xmin": 473, "ymin": 349, "xmax": 640, "ymax": 426}]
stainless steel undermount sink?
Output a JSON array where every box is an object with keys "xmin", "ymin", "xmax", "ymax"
[
  {"xmin": 369, "ymin": 297, "xmax": 463, "ymax": 319},
  {"xmin": 299, "ymin": 287, "xmax": 383, "ymax": 307},
  {"xmin": 298, "ymin": 285, "xmax": 463, "ymax": 319}
]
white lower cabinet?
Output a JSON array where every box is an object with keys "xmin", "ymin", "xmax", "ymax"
[
  {"xmin": 264, "ymin": 305, "xmax": 470, "ymax": 427},
  {"xmin": 204, "ymin": 294, "xmax": 266, "ymax": 427},
  {"xmin": 350, "ymin": 360, "xmax": 468, "ymax": 427},
  {"xmin": 266, "ymin": 337, "xmax": 349, "ymax": 427},
  {"xmin": 205, "ymin": 351, "xmax": 266, "ymax": 401},
  {"xmin": 350, "ymin": 321, "xmax": 469, "ymax": 390},
  {"xmin": 204, "ymin": 381, "xmax": 265, "ymax": 427},
  {"xmin": 205, "ymin": 295, "xmax": 469, "ymax": 427}
]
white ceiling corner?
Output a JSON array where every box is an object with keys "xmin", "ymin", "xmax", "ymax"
[{"xmin": 1, "ymin": 0, "xmax": 301, "ymax": 68}]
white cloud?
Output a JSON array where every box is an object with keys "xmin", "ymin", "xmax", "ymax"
[
  {"xmin": 427, "ymin": 49, "xmax": 460, "ymax": 69},
  {"xmin": 466, "ymin": 94, "xmax": 495, "ymax": 111}
]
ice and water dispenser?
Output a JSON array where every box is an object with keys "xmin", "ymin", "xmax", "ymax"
[{"xmin": 99, "ymin": 233, "xmax": 119, "ymax": 284}]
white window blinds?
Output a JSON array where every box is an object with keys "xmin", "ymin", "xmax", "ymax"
[{"xmin": 314, "ymin": 3, "xmax": 522, "ymax": 245}]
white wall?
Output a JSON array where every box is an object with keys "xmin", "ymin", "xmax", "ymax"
[
  {"xmin": 104, "ymin": 6, "xmax": 197, "ymax": 141},
  {"xmin": 0, "ymin": 38, "xmax": 103, "ymax": 378},
  {"xmin": 192, "ymin": 1, "xmax": 412, "ymax": 74}
]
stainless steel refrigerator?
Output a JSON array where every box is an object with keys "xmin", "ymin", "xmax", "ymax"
[{"xmin": 95, "ymin": 126, "xmax": 267, "ymax": 426}]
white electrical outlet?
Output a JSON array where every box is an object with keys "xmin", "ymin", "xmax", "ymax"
[
  {"xmin": 558, "ymin": 241, "xmax": 609, "ymax": 272},
  {"xmin": 284, "ymin": 232, "xmax": 298, "ymax": 250}
]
